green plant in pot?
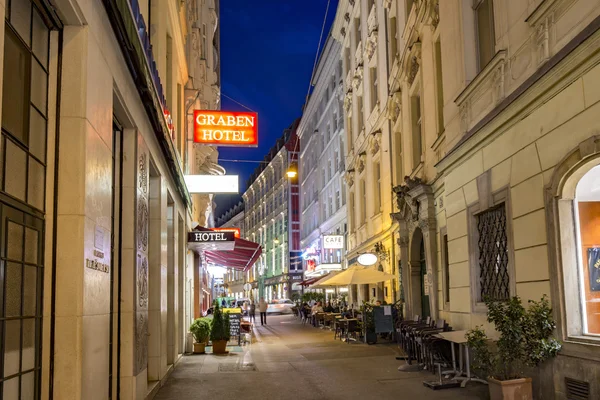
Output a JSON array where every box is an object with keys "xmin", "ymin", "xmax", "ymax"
[
  {"xmin": 466, "ymin": 295, "xmax": 561, "ymax": 400},
  {"xmin": 210, "ymin": 301, "xmax": 231, "ymax": 354},
  {"xmin": 360, "ymin": 301, "xmax": 377, "ymax": 344},
  {"xmin": 189, "ymin": 317, "xmax": 211, "ymax": 354}
]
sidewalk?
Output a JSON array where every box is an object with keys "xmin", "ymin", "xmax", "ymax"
[{"xmin": 154, "ymin": 315, "xmax": 489, "ymax": 400}]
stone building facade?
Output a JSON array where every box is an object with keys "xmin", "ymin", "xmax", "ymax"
[
  {"xmin": 298, "ymin": 35, "xmax": 348, "ymax": 284},
  {"xmin": 243, "ymin": 121, "xmax": 302, "ymax": 302},
  {"xmin": 333, "ymin": 0, "xmax": 398, "ymax": 305},
  {"xmin": 334, "ymin": 0, "xmax": 600, "ymax": 398},
  {"xmin": 217, "ymin": 202, "xmax": 246, "ymax": 298},
  {"xmin": 0, "ymin": 0, "xmax": 221, "ymax": 399}
]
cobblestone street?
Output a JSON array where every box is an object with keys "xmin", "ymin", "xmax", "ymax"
[{"xmin": 155, "ymin": 315, "xmax": 488, "ymax": 400}]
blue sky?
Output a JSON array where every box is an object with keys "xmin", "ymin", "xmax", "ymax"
[{"xmin": 215, "ymin": 0, "xmax": 338, "ymax": 218}]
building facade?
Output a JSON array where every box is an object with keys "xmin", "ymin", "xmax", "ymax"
[
  {"xmin": 334, "ymin": 0, "xmax": 600, "ymax": 397},
  {"xmin": 216, "ymin": 202, "xmax": 246, "ymax": 298},
  {"xmin": 333, "ymin": 0, "xmax": 398, "ymax": 305},
  {"xmin": 0, "ymin": 0, "xmax": 221, "ymax": 398},
  {"xmin": 298, "ymin": 35, "xmax": 348, "ymax": 283},
  {"xmin": 243, "ymin": 121, "xmax": 302, "ymax": 302}
]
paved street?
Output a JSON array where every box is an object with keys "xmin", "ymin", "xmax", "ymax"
[{"xmin": 155, "ymin": 315, "xmax": 488, "ymax": 400}]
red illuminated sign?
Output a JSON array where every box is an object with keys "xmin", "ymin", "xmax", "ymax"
[
  {"xmin": 193, "ymin": 110, "xmax": 258, "ymax": 147},
  {"xmin": 212, "ymin": 227, "xmax": 241, "ymax": 238}
]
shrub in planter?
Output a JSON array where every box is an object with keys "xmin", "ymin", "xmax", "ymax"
[
  {"xmin": 360, "ymin": 301, "xmax": 376, "ymax": 344},
  {"xmin": 210, "ymin": 301, "xmax": 231, "ymax": 354},
  {"xmin": 190, "ymin": 317, "xmax": 211, "ymax": 354},
  {"xmin": 466, "ymin": 295, "xmax": 561, "ymax": 400}
]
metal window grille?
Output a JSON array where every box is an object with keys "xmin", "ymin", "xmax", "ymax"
[{"xmin": 477, "ymin": 204, "xmax": 509, "ymax": 301}]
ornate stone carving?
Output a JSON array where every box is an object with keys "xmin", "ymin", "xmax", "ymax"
[
  {"xmin": 344, "ymin": 92, "xmax": 353, "ymax": 112},
  {"xmin": 365, "ymin": 33, "xmax": 377, "ymax": 61},
  {"xmin": 407, "ymin": 56, "xmax": 420, "ymax": 85},
  {"xmin": 344, "ymin": 13, "xmax": 350, "ymax": 22},
  {"xmin": 431, "ymin": 0, "xmax": 440, "ymax": 29},
  {"xmin": 386, "ymin": 91, "xmax": 402, "ymax": 122},
  {"xmin": 345, "ymin": 170, "xmax": 355, "ymax": 187},
  {"xmin": 355, "ymin": 41, "xmax": 363, "ymax": 67},
  {"xmin": 459, "ymin": 102, "xmax": 469, "ymax": 133},
  {"xmin": 349, "ymin": 0, "xmax": 355, "ymax": 6},
  {"xmin": 137, "ymin": 198, "xmax": 148, "ymax": 251},
  {"xmin": 135, "ymin": 312, "xmax": 148, "ymax": 373},
  {"xmin": 418, "ymin": 219, "xmax": 429, "ymax": 231},
  {"xmin": 352, "ymin": 66, "xmax": 364, "ymax": 92},
  {"xmin": 356, "ymin": 153, "xmax": 366, "ymax": 173},
  {"xmin": 138, "ymin": 153, "xmax": 148, "ymax": 195},
  {"xmin": 138, "ymin": 255, "xmax": 148, "ymax": 308},
  {"xmin": 367, "ymin": 5, "xmax": 378, "ymax": 35},
  {"xmin": 369, "ymin": 131, "xmax": 382, "ymax": 155},
  {"xmin": 493, "ymin": 62, "xmax": 506, "ymax": 103},
  {"xmin": 393, "ymin": 176, "xmax": 423, "ymax": 223},
  {"xmin": 341, "ymin": 27, "xmax": 346, "ymax": 37},
  {"xmin": 383, "ymin": 0, "xmax": 393, "ymax": 9},
  {"xmin": 397, "ymin": 236, "xmax": 410, "ymax": 247}
]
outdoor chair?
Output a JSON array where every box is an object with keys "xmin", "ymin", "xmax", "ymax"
[
  {"xmin": 334, "ymin": 318, "xmax": 347, "ymax": 340},
  {"xmin": 345, "ymin": 319, "xmax": 361, "ymax": 343},
  {"xmin": 316, "ymin": 312, "xmax": 326, "ymax": 328}
]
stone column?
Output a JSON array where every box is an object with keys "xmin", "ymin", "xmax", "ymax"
[{"xmin": 54, "ymin": 25, "xmax": 115, "ymax": 400}]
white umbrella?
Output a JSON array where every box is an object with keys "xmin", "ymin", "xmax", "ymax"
[
  {"xmin": 309, "ymin": 271, "xmax": 343, "ymax": 289},
  {"xmin": 322, "ymin": 265, "xmax": 396, "ymax": 286}
]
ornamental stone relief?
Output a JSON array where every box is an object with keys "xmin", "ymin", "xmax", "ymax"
[
  {"xmin": 383, "ymin": 0, "xmax": 392, "ymax": 10},
  {"xmin": 365, "ymin": 34, "xmax": 377, "ymax": 62},
  {"xmin": 352, "ymin": 66, "xmax": 364, "ymax": 92},
  {"xmin": 138, "ymin": 255, "xmax": 148, "ymax": 308},
  {"xmin": 386, "ymin": 91, "xmax": 402, "ymax": 122},
  {"xmin": 138, "ymin": 153, "xmax": 148, "ymax": 195},
  {"xmin": 135, "ymin": 312, "xmax": 148, "ymax": 374},
  {"xmin": 345, "ymin": 170, "xmax": 355, "ymax": 187},
  {"xmin": 369, "ymin": 132, "xmax": 382, "ymax": 155},
  {"xmin": 356, "ymin": 152, "xmax": 366, "ymax": 173},
  {"xmin": 407, "ymin": 56, "xmax": 420, "ymax": 85},
  {"xmin": 137, "ymin": 198, "xmax": 148, "ymax": 251}
]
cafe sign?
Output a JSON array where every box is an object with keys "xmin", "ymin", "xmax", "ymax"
[
  {"xmin": 323, "ymin": 235, "xmax": 344, "ymax": 249},
  {"xmin": 193, "ymin": 110, "xmax": 258, "ymax": 147}
]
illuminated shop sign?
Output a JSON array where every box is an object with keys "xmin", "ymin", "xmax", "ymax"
[
  {"xmin": 323, "ymin": 235, "xmax": 344, "ymax": 249},
  {"xmin": 193, "ymin": 110, "xmax": 258, "ymax": 147},
  {"xmin": 187, "ymin": 231, "xmax": 235, "ymax": 243},
  {"xmin": 213, "ymin": 227, "xmax": 241, "ymax": 238},
  {"xmin": 184, "ymin": 175, "xmax": 239, "ymax": 194}
]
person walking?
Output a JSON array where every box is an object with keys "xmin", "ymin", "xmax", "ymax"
[
  {"xmin": 259, "ymin": 297, "xmax": 268, "ymax": 325},
  {"xmin": 249, "ymin": 301, "xmax": 256, "ymax": 324}
]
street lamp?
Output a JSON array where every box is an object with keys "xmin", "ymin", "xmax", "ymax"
[
  {"xmin": 274, "ymin": 237, "xmax": 280, "ymax": 244},
  {"xmin": 286, "ymin": 163, "xmax": 298, "ymax": 178}
]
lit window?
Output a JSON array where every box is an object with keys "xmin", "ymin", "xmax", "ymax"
[{"xmin": 474, "ymin": 0, "xmax": 495, "ymax": 71}]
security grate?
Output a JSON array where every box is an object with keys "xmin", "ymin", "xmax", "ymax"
[
  {"xmin": 477, "ymin": 204, "xmax": 510, "ymax": 301},
  {"xmin": 565, "ymin": 377, "xmax": 589, "ymax": 400}
]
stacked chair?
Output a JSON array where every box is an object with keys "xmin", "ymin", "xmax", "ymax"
[{"xmin": 397, "ymin": 316, "xmax": 453, "ymax": 373}]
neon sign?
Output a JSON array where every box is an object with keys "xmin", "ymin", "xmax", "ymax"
[{"xmin": 193, "ymin": 110, "xmax": 258, "ymax": 147}]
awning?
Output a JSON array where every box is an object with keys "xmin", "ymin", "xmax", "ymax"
[
  {"xmin": 299, "ymin": 276, "xmax": 321, "ymax": 286},
  {"xmin": 189, "ymin": 226, "xmax": 262, "ymax": 272}
]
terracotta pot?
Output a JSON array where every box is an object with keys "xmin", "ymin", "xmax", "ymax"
[
  {"xmin": 212, "ymin": 340, "xmax": 228, "ymax": 354},
  {"xmin": 488, "ymin": 377, "xmax": 532, "ymax": 400},
  {"xmin": 193, "ymin": 342, "xmax": 206, "ymax": 354}
]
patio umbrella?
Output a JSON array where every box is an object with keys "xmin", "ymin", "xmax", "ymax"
[
  {"xmin": 309, "ymin": 271, "xmax": 343, "ymax": 289},
  {"xmin": 322, "ymin": 265, "xmax": 396, "ymax": 286}
]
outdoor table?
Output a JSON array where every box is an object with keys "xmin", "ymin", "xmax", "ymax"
[{"xmin": 434, "ymin": 330, "xmax": 488, "ymax": 387}]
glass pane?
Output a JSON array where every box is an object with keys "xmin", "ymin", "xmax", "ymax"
[
  {"xmin": 29, "ymin": 107, "xmax": 46, "ymax": 162},
  {"xmin": 23, "ymin": 266, "xmax": 37, "ymax": 316},
  {"xmin": 7, "ymin": 221, "xmax": 24, "ymax": 261},
  {"xmin": 5, "ymin": 262, "xmax": 22, "ymax": 317},
  {"xmin": 10, "ymin": 0, "xmax": 32, "ymax": 46},
  {"xmin": 27, "ymin": 157, "xmax": 45, "ymax": 210},
  {"xmin": 24, "ymin": 227, "xmax": 39, "ymax": 265},
  {"xmin": 22, "ymin": 318, "xmax": 36, "ymax": 371},
  {"xmin": 32, "ymin": 8, "xmax": 49, "ymax": 67},
  {"xmin": 21, "ymin": 371, "xmax": 35, "ymax": 400},
  {"xmin": 476, "ymin": 0, "xmax": 494, "ymax": 69},
  {"xmin": 3, "ymin": 377, "xmax": 19, "ymax": 400},
  {"xmin": 4, "ymin": 320, "xmax": 21, "ymax": 377},
  {"xmin": 5, "ymin": 140, "xmax": 27, "ymax": 201},
  {"xmin": 31, "ymin": 60, "xmax": 47, "ymax": 114},
  {"xmin": 2, "ymin": 28, "xmax": 31, "ymax": 143}
]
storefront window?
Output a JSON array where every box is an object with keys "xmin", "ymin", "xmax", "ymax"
[{"xmin": 574, "ymin": 166, "xmax": 600, "ymax": 335}]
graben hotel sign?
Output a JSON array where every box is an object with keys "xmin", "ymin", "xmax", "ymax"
[{"xmin": 193, "ymin": 110, "xmax": 258, "ymax": 147}]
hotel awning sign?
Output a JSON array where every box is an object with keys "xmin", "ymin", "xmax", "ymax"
[{"xmin": 187, "ymin": 231, "xmax": 235, "ymax": 251}]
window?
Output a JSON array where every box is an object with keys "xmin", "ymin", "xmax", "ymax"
[
  {"xmin": 389, "ymin": 17, "xmax": 398, "ymax": 59},
  {"xmin": 336, "ymin": 190, "xmax": 341, "ymax": 210},
  {"xmin": 442, "ymin": 232, "xmax": 450, "ymax": 304},
  {"xmin": 411, "ymin": 94, "xmax": 422, "ymax": 169},
  {"xmin": 374, "ymin": 163, "xmax": 381, "ymax": 212},
  {"xmin": 433, "ymin": 38, "xmax": 445, "ymax": 136},
  {"xmin": 476, "ymin": 204, "xmax": 509, "ymax": 301},
  {"xmin": 370, "ymin": 67, "xmax": 378, "ymax": 112},
  {"xmin": 357, "ymin": 96, "xmax": 364, "ymax": 133},
  {"xmin": 349, "ymin": 193, "xmax": 355, "ymax": 230},
  {"xmin": 347, "ymin": 115, "xmax": 353, "ymax": 148},
  {"xmin": 329, "ymin": 196, "xmax": 333, "ymax": 217},
  {"xmin": 360, "ymin": 180, "xmax": 366, "ymax": 225},
  {"xmin": 474, "ymin": 0, "xmax": 495, "ymax": 71}
]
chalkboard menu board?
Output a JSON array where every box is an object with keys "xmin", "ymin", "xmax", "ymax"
[
  {"xmin": 228, "ymin": 313, "xmax": 241, "ymax": 338},
  {"xmin": 373, "ymin": 306, "xmax": 394, "ymax": 334}
]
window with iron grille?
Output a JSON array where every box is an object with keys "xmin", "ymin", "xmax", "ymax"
[{"xmin": 477, "ymin": 204, "xmax": 510, "ymax": 301}]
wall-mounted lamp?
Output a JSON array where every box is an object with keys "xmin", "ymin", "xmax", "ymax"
[{"xmin": 286, "ymin": 163, "xmax": 298, "ymax": 178}]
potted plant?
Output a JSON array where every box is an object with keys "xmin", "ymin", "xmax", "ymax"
[
  {"xmin": 210, "ymin": 301, "xmax": 231, "ymax": 354},
  {"xmin": 466, "ymin": 295, "xmax": 561, "ymax": 400},
  {"xmin": 189, "ymin": 317, "xmax": 211, "ymax": 354},
  {"xmin": 360, "ymin": 301, "xmax": 377, "ymax": 344}
]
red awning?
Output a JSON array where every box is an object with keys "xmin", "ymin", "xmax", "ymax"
[
  {"xmin": 299, "ymin": 276, "xmax": 321, "ymax": 286},
  {"xmin": 191, "ymin": 226, "xmax": 262, "ymax": 272}
]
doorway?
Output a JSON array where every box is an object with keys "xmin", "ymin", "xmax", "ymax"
[
  {"xmin": 419, "ymin": 240, "xmax": 430, "ymax": 318},
  {"xmin": 410, "ymin": 228, "xmax": 430, "ymax": 319},
  {"xmin": 108, "ymin": 118, "xmax": 123, "ymax": 399}
]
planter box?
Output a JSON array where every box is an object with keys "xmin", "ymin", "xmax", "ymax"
[
  {"xmin": 193, "ymin": 342, "xmax": 206, "ymax": 354},
  {"xmin": 488, "ymin": 377, "xmax": 532, "ymax": 400},
  {"xmin": 366, "ymin": 332, "xmax": 377, "ymax": 345},
  {"xmin": 212, "ymin": 340, "xmax": 228, "ymax": 354}
]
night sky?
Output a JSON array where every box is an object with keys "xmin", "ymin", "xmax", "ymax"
[{"xmin": 215, "ymin": 0, "xmax": 339, "ymax": 218}]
